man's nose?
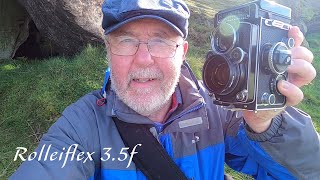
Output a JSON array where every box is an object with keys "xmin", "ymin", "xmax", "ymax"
[{"xmin": 133, "ymin": 42, "xmax": 154, "ymax": 67}]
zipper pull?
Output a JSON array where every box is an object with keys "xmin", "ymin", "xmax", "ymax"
[{"xmin": 96, "ymin": 98, "xmax": 106, "ymax": 106}]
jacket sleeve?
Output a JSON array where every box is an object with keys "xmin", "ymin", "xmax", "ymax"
[
  {"xmin": 9, "ymin": 98, "xmax": 100, "ymax": 180},
  {"xmin": 223, "ymin": 106, "xmax": 320, "ymax": 180}
]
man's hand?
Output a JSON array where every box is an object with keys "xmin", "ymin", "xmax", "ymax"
[{"xmin": 243, "ymin": 26, "xmax": 316, "ymax": 133}]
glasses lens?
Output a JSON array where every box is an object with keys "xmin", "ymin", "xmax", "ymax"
[
  {"xmin": 149, "ymin": 38, "xmax": 177, "ymax": 58},
  {"xmin": 110, "ymin": 37, "xmax": 138, "ymax": 56}
]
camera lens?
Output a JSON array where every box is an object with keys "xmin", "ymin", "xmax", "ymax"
[
  {"xmin": 214, "ymin": 63, "xmax": 229, "ymax": 85},
  {"xmin": 212, "ymin": 23, "xmax": 236, "ymax": 53},
  {"xmin": 203, "ymin": 52, "xmax": 244, "ymax": 95}
]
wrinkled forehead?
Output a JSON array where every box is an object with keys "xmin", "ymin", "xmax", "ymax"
[{"xmin": 109, "ymin": 18, "xmax": 181, "ymax": 39}]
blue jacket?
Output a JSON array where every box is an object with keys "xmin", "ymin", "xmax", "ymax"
[{"xmin": 10, "ymin": 64, "xmax": 320, "ymax": 180}]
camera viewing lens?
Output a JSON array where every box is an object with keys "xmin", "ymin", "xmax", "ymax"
[
  {"xmin": 203, "ymin": 52, "xmax": 243, "ymax": 95},
  {"xmin": 212, "ymin": 23, "xmax": 236, "ymax": 53}
]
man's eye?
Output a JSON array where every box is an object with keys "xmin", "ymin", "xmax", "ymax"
[
  {"xmin": 117, "ymin": 37, "xmax": 136, "ymax": 43},
  {"xmin": 121, "ymin": 39, "xmax": 134, "ymax": 43},
  {"xmin": 151, "ymin": 38, "xmax": 173, "ymax": 46},
  {"xmin": 152, "ymin": 38, "xmax": 166, "ymax": 43}
]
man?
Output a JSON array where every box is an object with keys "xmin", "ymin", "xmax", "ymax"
[{"xmin": 11, "ymin": 0, "xmax": 319, "ymax": 179}]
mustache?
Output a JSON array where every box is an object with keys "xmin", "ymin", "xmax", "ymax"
[{"xmin": 129, "ymin": 68, "xmax": 163, "ymax": 80}]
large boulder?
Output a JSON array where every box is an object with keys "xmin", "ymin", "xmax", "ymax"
[
  {"xmin": 0, "ymin": 0, "xmax": 30, "ymax": 59},
  {"xmin": 17, "ymin": 0, "xmax": 104, "ymax": 56}
]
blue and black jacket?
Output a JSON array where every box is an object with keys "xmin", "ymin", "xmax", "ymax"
[{"xmin": 10, "ymin": 64, "xmax": 320, "ymax": 180}]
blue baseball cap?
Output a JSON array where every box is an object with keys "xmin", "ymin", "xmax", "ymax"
[{"xmin": 102, "ymin": 0, "xmax": 190, "ymax": 39}]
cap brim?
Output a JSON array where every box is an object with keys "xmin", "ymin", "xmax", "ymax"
[{"xmin": 104, "ymin": 15, "xmax": 184, "ymax": 38}]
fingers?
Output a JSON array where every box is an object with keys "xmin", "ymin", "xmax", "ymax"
[
  {"xmin": 291, "ymin": 46, "xmax": 314, "ymax": 63},
  {"xmin": 287, "ymin": 31, "xmax": 315, "ymax": 88},
  {"xmin": 277, "ymin": 80, "xmax": 304, "ymax": 106},
  {"xmin": 287, "ymin": 58, "xmax": 317, "ymax": 87},
  {"xmin": 288, "ymin": 26, "xmax": 304, "ymax": 47}
]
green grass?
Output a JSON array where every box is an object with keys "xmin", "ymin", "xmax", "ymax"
[
  {"xmin": 1, "ymin": 0, "xmax": 319, "ymax": 179},
  {"xmin": 298, "ymin": 32, "xmax": 320, "ymax": 132},
  {"xmin": 0, "ymin": 45, "xmax": 107, "ymax": 178}
]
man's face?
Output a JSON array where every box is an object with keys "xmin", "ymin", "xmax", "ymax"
[{"xmin": 107, "ymin": 19, "xmax": 188, "ymax": 116}]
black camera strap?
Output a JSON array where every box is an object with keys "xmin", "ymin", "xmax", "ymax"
[{"xmin": 112, "ymin": 117, "xmax": 189, "ymax": 180}]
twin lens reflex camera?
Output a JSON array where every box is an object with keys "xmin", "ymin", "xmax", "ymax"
[{"xmin": 202, "ymin": 0, "xmax": 294, "ymax": 110}]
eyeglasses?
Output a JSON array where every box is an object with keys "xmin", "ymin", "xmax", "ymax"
[{"xmin": 108, "ymin": 36, "xmax": 181, "ymax": 58}]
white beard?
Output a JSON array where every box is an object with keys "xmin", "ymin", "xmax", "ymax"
[{"xmin": 110, "ymin": 62, "xmax": 181, "ymax": 116}]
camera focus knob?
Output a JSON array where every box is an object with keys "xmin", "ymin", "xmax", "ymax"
[
  {"xmin": 261, "ymin": 93, "xmax": 276, "ymax": 105},
  {"xmin": 266, "ymin": 42, "xmax": 291, "ymax": 74}
]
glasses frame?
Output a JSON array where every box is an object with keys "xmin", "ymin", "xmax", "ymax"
[{"xmin": 107, "ymin": 37, "xmax": 182, "ymax": 58}]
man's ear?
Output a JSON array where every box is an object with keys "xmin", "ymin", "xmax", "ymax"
[
  {"xmin": 182, "ymin": 40, "xmax": 188, "ymax": 61},
  {"xmin": 104, "ymin": 35, "xmax": 110, "ymax": 49},
  {"xmin": 104, "ymin": 41, "xmax": 110, "ymax": 49}
]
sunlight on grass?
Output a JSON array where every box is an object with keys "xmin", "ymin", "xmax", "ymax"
[{"xmin": 1, "ymin": 64, "xmax": 19, "ymax": 71}]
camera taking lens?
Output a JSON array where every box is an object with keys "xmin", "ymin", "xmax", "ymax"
[
  {"xmin": 202, "ymin": 0, "xmax": 292, "ymax": 110},
  {"xmin": 203, "ymin": 52, "xmax": 245, "ymax": 96}
]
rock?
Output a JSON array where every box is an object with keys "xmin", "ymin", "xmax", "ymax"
[
  {"xmin": 0, "ymin": 0, "xmax": 30, "ymax": 59},
  {"xmin": 17, "ymin": 0, "xmax": 104, "ymax": 56},
  {"xmin": 14, "ymin": 20, "xmax": 59, "ymax": 59}
]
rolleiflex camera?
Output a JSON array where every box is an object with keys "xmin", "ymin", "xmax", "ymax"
[{"xmin": 202, "ymin": 0, "xmax": 294, "ymax": 110}]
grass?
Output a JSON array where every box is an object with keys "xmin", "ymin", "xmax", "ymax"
[
  {"xmin": 0, "ymin": 45, "xmax": 107, "ymax": 178},
  {"xmin": 298, "ymin": 32, "xmax": 320, "ymax": 132},
  {"xmin": 0, "ymin": 0, "xmax": 319, "ymax": 179}
]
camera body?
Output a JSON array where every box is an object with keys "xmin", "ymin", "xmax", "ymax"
[{"xmin": 202, "ymin": 0, "xmax": 294, "ymax": 110}]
